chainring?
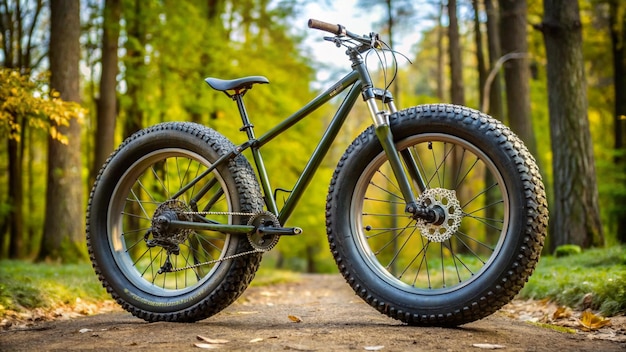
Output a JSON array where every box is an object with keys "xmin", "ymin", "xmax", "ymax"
[
  {"xmin": 247, "ymin": 211, "xmax": 281, "ymax": 251},
  {"xmin": 416, "ymin": 188, "xmax": 463, "ymax": 242}
]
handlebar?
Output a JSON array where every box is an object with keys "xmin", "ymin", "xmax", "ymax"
[
  {"xmin": 307, "ymin": 19, "xmax": 346, "ymax": 36},
  {"xmin": 308, "ymin": 18, "xmax": 383, "ymax": 52}
]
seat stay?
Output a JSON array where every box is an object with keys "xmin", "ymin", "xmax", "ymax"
[{"xmin": 204, "ymin": 76, "xmax": 269, "ymax": 93}]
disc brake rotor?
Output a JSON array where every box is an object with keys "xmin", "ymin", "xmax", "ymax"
[{"xmin": 416, "ymin": 188, "xmax": 463, "ymax": 242}]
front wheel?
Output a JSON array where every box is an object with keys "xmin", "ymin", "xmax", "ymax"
[{"xmin": 326, "ymin": 104, "xmax": 548, "ymax": 326}]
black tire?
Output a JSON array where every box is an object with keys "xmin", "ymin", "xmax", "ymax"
[
  {"xmin": 326, "ymin": 104, "xmax": 548, "ymax": 326},
  {"xmin": 87, "ymin": 122, "xmax": 264, "ymax": 322}
]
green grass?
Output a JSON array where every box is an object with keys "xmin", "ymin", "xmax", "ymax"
[
  {"xmin": 1, "ymin": 246, "xmax": 625, "ymax": 317},
  {"xmin": 519, "ymin": 245, "xmax": 626, "ymax": 316},
  {"xmin": 0, "ymin": 259, "xmax": 302, "ymax": 316},
  {"xmin": 0, "ymin": 260, "xmax": 110, "ymax": 315}
]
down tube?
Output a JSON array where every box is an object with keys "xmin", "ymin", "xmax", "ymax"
[{"xmin": 278, "ymin": 82, "xmax": 363, "ymax": 225}]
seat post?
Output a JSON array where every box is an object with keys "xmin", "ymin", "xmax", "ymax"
[{"xmin": 233, "ymin": 92, "xmax": 256, "ymax": 140}]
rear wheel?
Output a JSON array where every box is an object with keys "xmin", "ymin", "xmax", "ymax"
[
  {"xmin": 87, "ymin": 122, "xmax": 264, "ymax": 322},
  {"xmin": 326, "ymin": 104, "xmax": 548, "ymax": 326}
]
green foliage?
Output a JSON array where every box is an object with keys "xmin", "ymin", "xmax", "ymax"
[
  {"xmin": 554, "ymin": 244, "xmax": 582, "ymax": 257},
  {"xmin": 520, "ymin": 246, "xmax": 626, "ymax": 316}
]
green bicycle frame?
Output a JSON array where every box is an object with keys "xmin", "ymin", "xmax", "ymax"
[
  {"xmin": 253, "ymin": 71, "xmax": 362, "ymax": 224},
  {"xmin": 170, "ymin": 61, "xmax": 422, "ymax": 234}
]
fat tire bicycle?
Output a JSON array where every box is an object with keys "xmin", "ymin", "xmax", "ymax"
[{"xmin": 87, "ymin": 19, "xmax": 549, "ymax": 326}]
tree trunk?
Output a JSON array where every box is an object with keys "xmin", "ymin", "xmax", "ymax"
[
  {"xmin": 610, "ymin": 0, "xmax": 626, "ymax": 244},
  {"xmin": 39, "ymin": 0, "xmax": 86, "ymax": 262},
  {"xmin": 499, "ymin": 0, "xmax": 537, "ymax": 156},
  {"xmin": 485, "ymin": 0, "xmax": 504, "ymax": 120},
  {"xmin": 93, "ymin": 0, "xmax": 121, "ymax": 178},
  {"xmin": 436, "ymin": 2, "xmax": 445, "ymax": 101},
  {"xmin": 7, "ymin": 137, "xmax": 23, "ymax": 258},
  {"xmin": 123, "ymin": 0, "xmax": 145, "ymax": 138},
  {"xmin": 448, "ymin": 0, "xmax": 465, "ymax": 105},
  {"xmin": 473, "ymin": 0, "xmax": 487, "ymax": 109},
  {"xmin": 1, "ymin": 0, "xmax": 45, "ymax": 259},
  {"xmin": 541, "ymin": 0, "xmax": 604, "ymax": 250}
]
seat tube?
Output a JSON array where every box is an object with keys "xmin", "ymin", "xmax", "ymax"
[{"xmin": 233, "ymin": 93, "xmax": 279, "ymax": 215}]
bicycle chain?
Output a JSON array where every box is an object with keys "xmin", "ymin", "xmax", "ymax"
[
  {"xmin": 182, "ymin": 211, "xmax": 256, "ymax": 217},
  {"xmin": 168, "ymin": 247, "xmax": 265, "ymax": 272},
  {"xmin": 166, "ymin": 211, "xmax": 269, "ymax": 273}
]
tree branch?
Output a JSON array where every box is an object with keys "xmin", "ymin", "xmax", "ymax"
[
  {"xmin": 482, "ymin": 52, "xmax": 530, "ymax": 113},
  {"xmin": 24, "ymin": 0, "xmax": 43, "ymax": 69}
]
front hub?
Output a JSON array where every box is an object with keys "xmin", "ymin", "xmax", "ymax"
[{"xmin": 415, "ymin": 188, "xmax": 463, "ymax": 242}]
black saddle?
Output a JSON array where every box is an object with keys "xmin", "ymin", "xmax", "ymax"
[{"xmin": 204, "ymin": 76, "xmax": 269, "ymax": 92}]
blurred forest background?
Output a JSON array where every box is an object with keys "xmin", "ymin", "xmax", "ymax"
[{"xmin": 0, "ymin": 0, "xmax": 624, "ymax": 272}]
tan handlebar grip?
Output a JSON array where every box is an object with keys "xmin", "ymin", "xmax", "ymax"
[{"xmin": 308, "ymin": 19, "xmax": 342, "ymax": 35}]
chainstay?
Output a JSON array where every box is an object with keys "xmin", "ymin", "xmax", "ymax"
[{"xmin": 167, "ymin": 211, "xmax": 265, "ymax": 272}]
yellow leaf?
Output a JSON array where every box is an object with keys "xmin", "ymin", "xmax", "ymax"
[
  {"xmin": 288, "ymin": 315, "xmax": 302, "ymax": 323},
  {"xmin": 578, "ymin": 310, "xmax": 611, "ymax": 331},
  {"xmin": 552, "ymin": 306, "xmax": 571, "ymax": 320}
]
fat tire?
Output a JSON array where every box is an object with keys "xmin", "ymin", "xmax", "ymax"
[
  {"xmin": 326, "ymin": 104, "xmax": 548, "ymax": 326},
  {"xmin": 87, "ymin": 122, "xmax": 264, "ymax": 322}
]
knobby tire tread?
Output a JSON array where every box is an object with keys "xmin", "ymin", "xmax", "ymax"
[
  {"xmin": 87, "ymin": 122, "xmax": 263, "ymax": 323},
  {"xmin": 326, "ymin": 104, "xmax": 548, "ymax": 326}
]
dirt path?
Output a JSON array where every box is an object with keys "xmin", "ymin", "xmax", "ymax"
[{"xmin": 1, "ymin": 274, "xmax": 624, "ymax": 351}]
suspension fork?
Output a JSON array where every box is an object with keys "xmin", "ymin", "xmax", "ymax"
[{"xmin": 365, "ymin": 88, "xmax": 432, "ymax": 221}]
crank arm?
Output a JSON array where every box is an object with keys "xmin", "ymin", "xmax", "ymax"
[{"xmin": 257, "ymin": 226, "xmax": 303, "ymax": 236}]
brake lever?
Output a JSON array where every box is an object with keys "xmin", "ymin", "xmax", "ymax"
[
  {"xmin": 369, "ymin": 32, "xmax": 382, "ymax": 49},
  {"xmin": 323, "ymin": 36, "xmax": 343, "ymax": 48}
]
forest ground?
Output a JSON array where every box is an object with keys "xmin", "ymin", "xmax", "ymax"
[{"xmin": 1, "ymin": 274, "xmax": 625, "ymax": 351}]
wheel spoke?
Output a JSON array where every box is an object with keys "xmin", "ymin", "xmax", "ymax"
[
  {"xmin": 110, "ymin": 153, "xmax": 237, "ymax": 292},
  {"xmin": 357, "ymin": 133, "xmax": 509, "ymax": 292},
  {"xmin": 455, "ymin": 230, "xmax": 496, "ymax": 252},
  {"xmin": 461, "ymin": 181, "xmax": 500, "ymax": 208}
]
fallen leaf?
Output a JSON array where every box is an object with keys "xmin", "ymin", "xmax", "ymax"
[
  {"xmin": 249, "ymin": 337, "xmax": 264, "ymax": 343},
  {"xmin": 78, "ymin": 328, "xmax": 93, "ymax": 333},
  {"xmin": 472, "ymin": 343, "xmax": 505, "ymax": 349},
  {"xmin": 194, "ymin": 343, "xmax": 219, "ymax": 349},
  {"xmin": 284, "ymin": 343, "xmax": 314, "ymax": 351},
  {"xmin": 364, "ymin": 346, "xmax": 385, "ymax": 351},
  {"xmin": 234, "ymin": 311, "xmax": 258, "ymax": 315},
  {"xmin": 578, "ymin": 310, "xmax": 611, "ymax": 331},
  {"xmin": 197, "ymin": 335, "xmax": 229, "ymax": 344},
  {"xmin": 552, "ymin": 306, "xmax": 572, "ymax": 320},
  {"xmin": 288, "ymin": 315, "xmax": 302, "ymax": 323}
]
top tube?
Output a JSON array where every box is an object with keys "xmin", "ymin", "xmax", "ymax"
[{"xmin": 255, "ymin": 70, "xmax": 361, "ymax": 147}]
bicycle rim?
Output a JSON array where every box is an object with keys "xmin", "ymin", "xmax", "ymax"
[
  {"xmin": 351, "ymin": 133, "xmax": 510, "ymax": 293},
  {"xmin": 107, "ymin": 148, "xmax": 233, "ymax": 296}
]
